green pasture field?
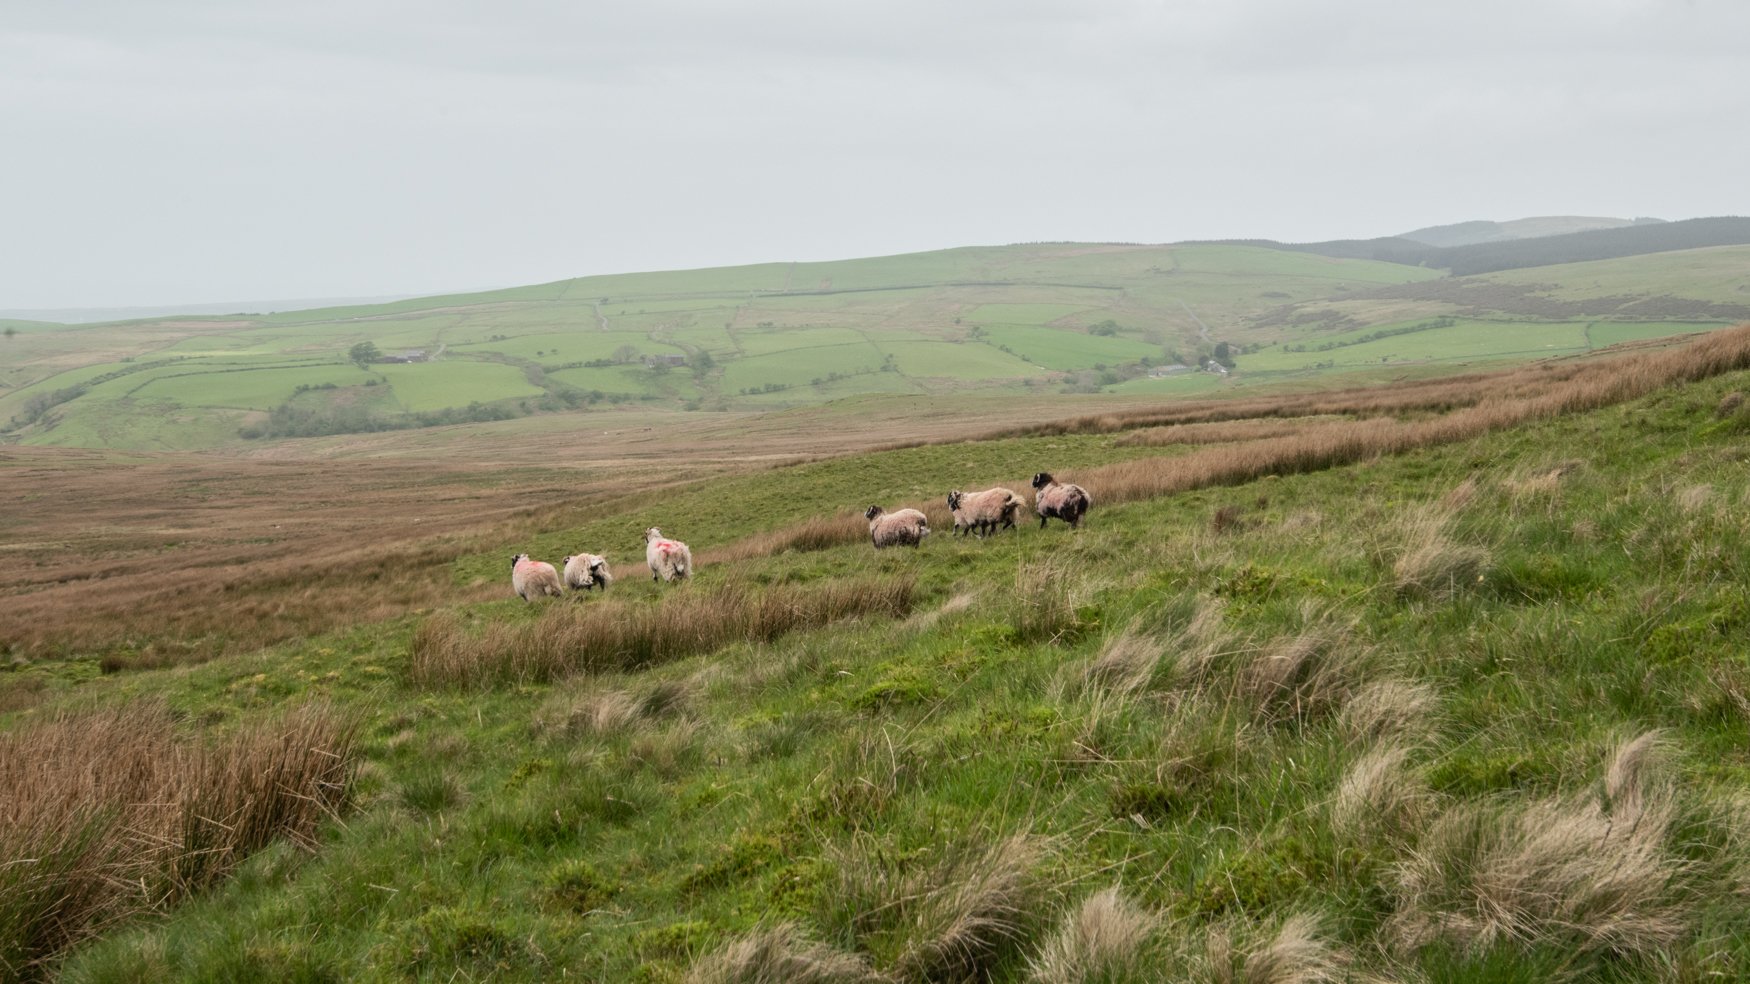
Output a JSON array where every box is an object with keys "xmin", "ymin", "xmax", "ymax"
[
  {"xmin": 451, "ymin": 330, "xmax": 675, "ymax": 366},
  {"xmin": 730, "ymin": 325, "xmax": 870, "ymax": 357},
  {"xmin": 1481, "ymin": 244, "xmax": 1750, "ymax": 303},
  {"xmin": 658, "ymin": 323, "xmax": 739, "ymax": 355},
  {"xmin": 132, "ymin": 363, "xmax": 380, "ymax": 410},
  {"xmin": 872, "ymin": 339, "xmax": 1039, "ymax": 380},
  {"xmin": 961, "ymin": 302, "xmax": 1091, "ymax": 325},
  {"xmin": 1246, "ymin": 319, "xmax": 1742, "ymax": 375},
  {"xmin": 24, "ymin": 397, "xmax": 245, "ymax": 450},
  {"xmin": 0, "ymin": 362, "xmax": 132, "ymax": 419},
  {"xmin": 718, "ymin": 342, "xmax": 886, "ymax": 392},
  {"xmin": 1104, "ymin": 369, "xmax": 1231, "ymax": 396},
  {"xmin": 1244, "ymin": 320, "xmax": 1592, "ymax": 372},
  {"xmin": 978, "ymin": 324, "xmax": 1163, "ymax": 370},
  {"xmin": 1587, "ymin": 321, "xmax": 1724, "ymax": 347},
  {"xmin": 376, "ymin": 361, "xmax": 547, "ymax": 412},
  {"xmin": 545, "ymin": 365, "xmax": 697, "ymax": 399},
  {"xmin": 730, "ymin": 369, "xmax": 926, "ymax": 407}
]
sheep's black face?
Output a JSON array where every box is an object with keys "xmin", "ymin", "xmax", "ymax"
[
  {"xmin": 511, "ymin": 553, "xmax": 526, "ymax": 570},
  {"xmin": 947, "ymin": 491, "xmax": 962, "ymax": 510},
  {"xmin": 865, "ymin": 505, "xmax": 882, "ymax": 521},
  {"xmin": 1032, "ymin": 472, "xmax": 1051, "ymax": 490},
  {"xmin": 590, "ymin": 560, "xmax": 608, "ymax": 578}
]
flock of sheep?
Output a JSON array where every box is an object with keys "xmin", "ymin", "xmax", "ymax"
[{"xmin": 509, "ymin": 471, "xmax": 1089, "ymax": 601}]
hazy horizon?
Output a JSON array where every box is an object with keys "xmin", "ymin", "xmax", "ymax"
[{"xmin": 5, "ymin": 0, "xmax": 1747, "ymax": 309}]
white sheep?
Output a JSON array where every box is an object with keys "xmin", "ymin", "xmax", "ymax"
[
  {"xmin": 561, "ymin": 552, "xmax": 613, "ymax": 592},
  {"xmin": 645, "ymin": 528, "xmax": 693, "ymax": 583},
  {"xmin": 946, "ymin": 488, "xmax": 1025, "ymax": 538},
  {"xmin": 1032, "ymin": 472, "xmax": 1092, "ymax": 529},
  {"xmin": 865, "ymin": 505, "xmax": 930, "ymax": 549},
  {"xmin": 510, "ymin": 553, "xmax": 564, "ymax": 601}
]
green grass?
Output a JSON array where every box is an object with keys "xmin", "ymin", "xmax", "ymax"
[
  {"xmin": 133, "ymin": 363, "xmax": 381, "ymax": 410},
  {"xmin": 1483, "ymin": 243, "xmax": 1750, "ymax": 303},
  {"xmin": 978, "ymin": 324, "xmax": 1163, "ymax": 370},
  {"xmin": 16, "ymin": 357, "xmax": 1750, "ymax": 980},
  {"xmin": 451, "ymin": 330, "xmax": 678, "ymax": 367},
  {"xmin": 1241, "ymin": 318, "xmax": 1735, "ymax": 375},
  {"xmin": 376, "ymin": 361, "xmax": 548, "ymax": 412},
  {"xmin": 719, "ymin": 343, "xmax": 887, "ymax": 392},
  {"xmin": 963, "ymin": 303, "xmax": 1091, "ymax": 325},
  {"xmin": 874, "ymin": 340, "xmax": 1040, "ymax": 380},
  {"xmin": 8, "ymin": 240, "xmax": 1745, "ymax": 451}
]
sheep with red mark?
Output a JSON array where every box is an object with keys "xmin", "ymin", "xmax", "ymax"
[
  {"xmin": 562, "ymin": 552, "xmax": 613, "ymax": 592},
  {"xmin": 1031, "ymin": 472, "xmax": 1091, "ymax": 529},
  {"xmin": 865, "ymin": 505, "xmax": 930, "ymax": 549},
  {"xmin": 946, "ymin": 487, "xmax": 1025, "ymax": 538},
  {"xmin": 510, "ymin": 553, "xmax": 564, "ymax": 601},
  {"xmin": 645, "ymin": 528, "xmax": 693, "ymax": 583}
]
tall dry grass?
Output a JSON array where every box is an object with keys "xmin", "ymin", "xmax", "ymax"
[
  {"xmin": 685, "ymin": 923, "xmax": 883, "ymax": 984},
  {"xmin": 410, "ymin": 576, "xmax": 916, "ymax": 689},
  {"xmin": 1025, "ymin": 887, "xmax": 1158, "ymax": 983},
  {"xmin": 1080, "ymin": 324, "xmax": 1750, "ymax": 509},
  {"xmin": 0, "ymin": 701, "xmax": 359, "ymax": 979},
  {"xmin": 698, "ymin": 325, "xmax": 1750, "ymax": 569},
  {"xmin": 823, "ymin": 832, "xmax": 1047, "ymax": 983},
  {"xmin": 1388, "ymin": 732, "xmax": 1690, "ymax": 960},
  {"xmin": 1206, "ymin": 914, "xmax": 1349, "ymax": 984}
]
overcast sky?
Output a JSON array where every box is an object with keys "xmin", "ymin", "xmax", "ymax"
[{"xmin": 3, "ymin": 0, "xmax": 1746, "ymax": 310}]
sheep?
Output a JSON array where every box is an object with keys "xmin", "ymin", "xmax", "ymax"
[
  {"xmin": 1031, "ymin": 472, "xmax": 1091, "ymax": 529},
  {"xmin": 645, "ymin": 528, "xmax": 693, "ymax": 583},
  {"xmin": 561, "ymin": 552, "xmax": 613, "ymax": 592},
  {"xmin": 865, "ymin": 504, "xmax": 930, "ymax": 549},
  {"xmin": 510, "ymin": 553, "xmax": 564, "ymax": 601},
  {"xmin": 946, "ymin": 488, "xmax": 1025, "ymax": 538}
]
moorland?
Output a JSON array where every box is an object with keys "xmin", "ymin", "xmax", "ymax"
[{"xmin": 6, "ymin": 218, "xmax": 1750, "ymax": 982}]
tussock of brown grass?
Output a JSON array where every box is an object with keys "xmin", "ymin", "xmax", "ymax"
[
  {"xmin": 1207, "ymin": 914, "xmax": 1349, "ymax": 984},
  {"xmin": 1082, "ymin": 621, "xmax": 1165, "ymax": 695},
  {"xmin": 1231, "ymin": 626, "xmax": 1371, "ymax": 727},
  {"xmin": 1715, "ymin": 390, "xmax": 1744, "ymax": 418},
  {"xmin": 1010, "ymin": 559, "xmax": 1093, "ymax": 644},
  {"xmin": 1338, "ymin": 678, "xmax": 1440, "ymax": 747},
  {"xmin": 1389, "ymin": 731, "xmax": 1689, "ymax": 959},
  {"xmin": 410, "ymin": 576, "xmax": 915, "ymax": 689},
  {"xmin": 1392, "ymin": 507, "xmax": 1489, "ymax": 600},
  {"xmin": 827, "ymin": 833, "xmax": 1046, "ymax": 982},
  {"xmin": 0, "ymin": 701, "xmax": 358, "ymax": 976},
  {"xmin": 1025, "ymin": 886, "xmax": 1158, "ymax": 983},
  {"xmin": 1332, "ymin": 744, "xmax": 1428, "ymax": 841},
  {"xmin": 889, "ymin": 833, "xmax": 1045, "ymax": 983},
  {"xmin": 1084, "ymin": 599, "xmax": 1229, "ymax": 696},
  {"xmin": 684, "ymin": 923, "xmax": 883, "ymax": 984},
  {"xmin": 1676, "ymin": 483, "xmax": 1715, "ymax": 514},
  {"xmin": 1210, "ymin": 504, "xmax": 1249, "ymax": 535},
  {"xmin": 534, "ymin": 677, "xmax": 697, "ymax": 741}
]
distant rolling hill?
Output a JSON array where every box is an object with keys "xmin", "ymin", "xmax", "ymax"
[
  {"xmin": 1199, "ymin": 216, "xmax": 1750, "ymax": 276},
  {"xmin": 4, "ymin": 229, "xmax": 1748, "ymax": 454},
  {"xmin": 1395, "ymin": 215, "xmax": 1665, "ymax": 248}
]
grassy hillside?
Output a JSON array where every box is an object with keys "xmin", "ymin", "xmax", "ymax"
[
  {"xmin": 9, "ymin": 329, "xmax": 1750, "ymax": 981},
  {"xmin": 8, "ymin": 239, "xmax": 1750, "ymax": 453},
  {"xmin": 2, "ymin": 243, "xmax": 1447, "ymax": 451}
]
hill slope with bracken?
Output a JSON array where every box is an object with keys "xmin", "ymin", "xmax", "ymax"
[{"xmin": 8, "ymin": 327, "xmax": 1750, "ymax": 981}]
